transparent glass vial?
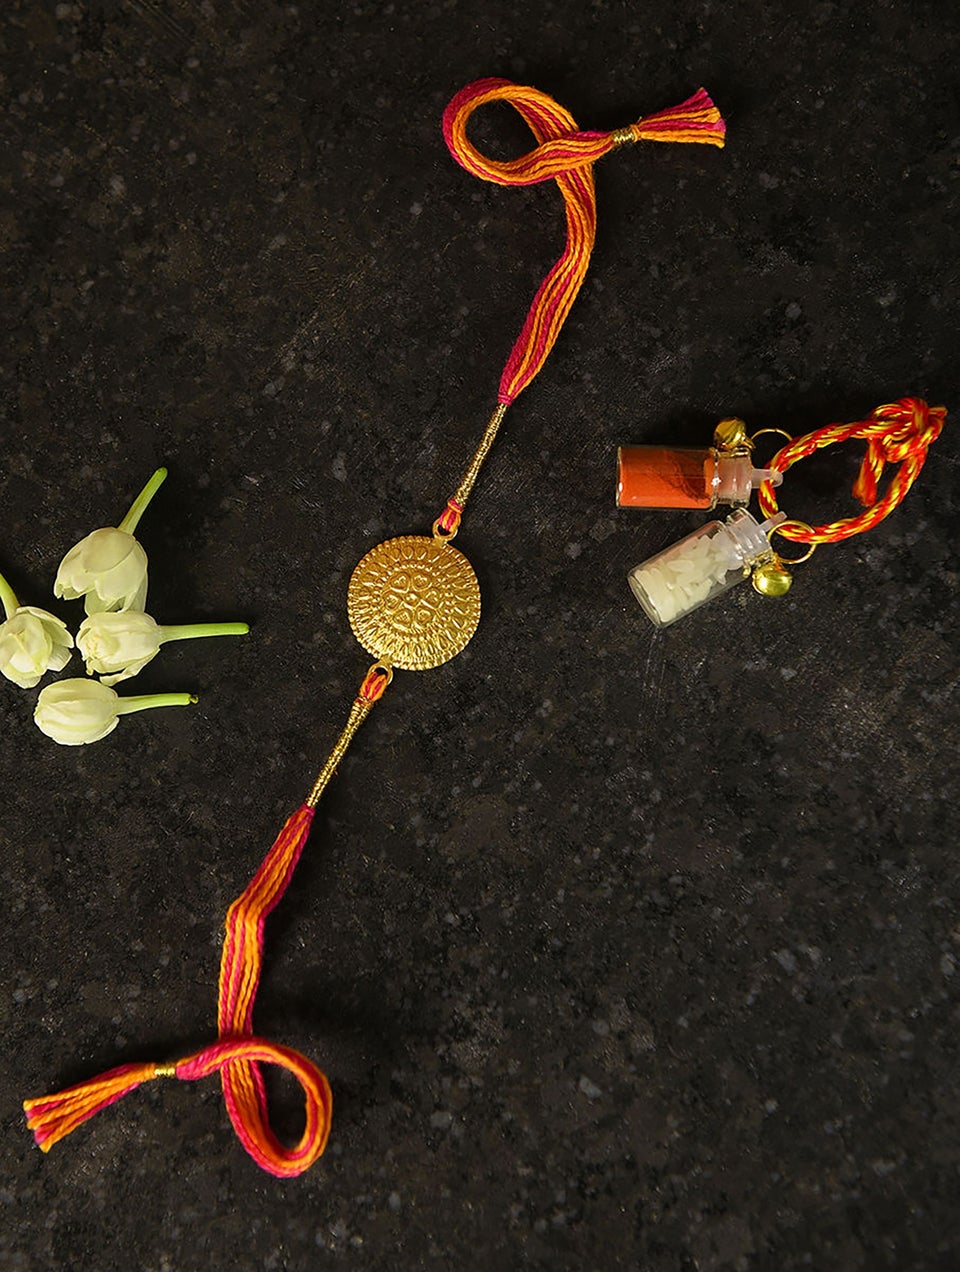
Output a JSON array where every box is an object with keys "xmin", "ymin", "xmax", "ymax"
[
  {"xmin": 616, "ymin": 446, "xmax": 782, "ymax": 510},
  {"xmin": 628, "ymin": 508, "xmax": 786, "ymax": 627}
]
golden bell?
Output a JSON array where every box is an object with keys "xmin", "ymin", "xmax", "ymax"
[
  {"xmin": 751, "ymin": 558, "xmax": 793, "ymax": 597},
  {"xmin": 713, "ymin": 416, "xmax": 752, "ymax": 453}
]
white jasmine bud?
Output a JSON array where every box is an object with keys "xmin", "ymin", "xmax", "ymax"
[
  {"xmin": 0, "ymin": 570, "xmax": 74, "ymax": 690},
  {"xmin": 77, "ymin": 611, "xmax": 249, "ymax": 685},
  {"xmin": 34, "ymin": 678, "xmax": 197, "ymax": 746},
  {"xmin": 55, "ymin": 467, "xmax": 166, "ymax": 615}
]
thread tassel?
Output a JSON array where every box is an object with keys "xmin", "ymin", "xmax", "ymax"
[
  {"xmin": 24, "ymin": 1061, "xmax": 163, "ymax": 1153},
  {"xmin": 632, "ymin": 87, "xmax": 726, "ymax": 146}
]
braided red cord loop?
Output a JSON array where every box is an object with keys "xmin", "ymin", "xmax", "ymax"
[
  {"xmin": 442, "ymin": 79, "xmax": 724, "ymax": 406},
  {"xmin": 758, "ymin": 397, "xmax": 947, "ymax": 544}
]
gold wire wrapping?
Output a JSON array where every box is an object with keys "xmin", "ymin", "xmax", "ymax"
[
  {"xmin": 305, "ymin": 697, "xmax": 376, "ymax": 808},
  {"xmin": 453, "ymin": 403, "xmax": 508, "ymax": 509}
]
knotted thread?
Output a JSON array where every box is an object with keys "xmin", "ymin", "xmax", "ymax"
[
  {"xmin": 758, "ymin": 396, "xmax": 947, "ymax": 543},
  {"xmin": 25, "ymin": 669, "xmax": 390, "ymax": 1176},
  {"xmin": 24, "ymin": 807, "xmax": 333, "ymax": 1177},
  {"xmin": 442, "ymin": 79, "xmax": 725, "ymax": 406}
]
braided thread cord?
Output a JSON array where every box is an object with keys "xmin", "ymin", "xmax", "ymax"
[
  {"xmin": 758, "ymin": 397, "xmax": 946, "ymax": 543},
  {"xmin": 23, "ymin": 667, "xmax": 391, "ymax": 1177},
  {"xmin": 436, "ymin": 78, "xmax": 725, "ymax": 534}
]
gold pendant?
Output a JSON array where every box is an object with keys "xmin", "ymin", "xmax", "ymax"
[{"xmin": 347, "ymin": 535, "xmax": 481, "ymax": 671}]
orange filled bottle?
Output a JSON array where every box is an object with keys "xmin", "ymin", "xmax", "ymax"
[
  {"xmin": 616, "ymin": 418, "xmax": 782, "ymax": 511},
  {"xmin": 617, "ymin": 446, "xmax": 718, "ymax": 509}
]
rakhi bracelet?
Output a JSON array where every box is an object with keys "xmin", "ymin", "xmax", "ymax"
[
  {"xmin": 24, "ymin": 77, "xmax": 725, "ymax": 1177},
  {"xmin": 623, "ymin": 397, "xmax": 947, "ymax": 626}
]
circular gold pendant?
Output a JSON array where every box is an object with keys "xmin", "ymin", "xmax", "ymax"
[{"xmin": 347, "ymin": 536, "xmax": 481, "ymax": 671}]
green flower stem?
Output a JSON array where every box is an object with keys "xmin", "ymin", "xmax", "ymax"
[
  {"xmin": 158, "ymin": 622, "xmax": 250, "ymax": 644},
  {"xmin": 0, "ymin": 570, "xmax": 20, "ymax": 621},
  {"xmin": 118, "ymin": 466, "xmax": 168, "ymax": 534},
  {"xmin": 114, "ymin": 692, "xmax": 198, "ymax": 715}
]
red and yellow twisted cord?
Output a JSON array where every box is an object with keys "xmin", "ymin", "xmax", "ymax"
[{"xmin": 758, "ymin": 396, "xmax": 946, "ymax": 544}]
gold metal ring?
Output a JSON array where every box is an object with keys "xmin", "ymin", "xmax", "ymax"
[
  {"xmin": 750, "ymin": 427, "xmax": 793, "ymax": 445},
  {"xmin": 770, "ymin": 519, "xmax": 817, "ymax": 564},
  {"xmin": 367, "ymin": 660, "xmax": 394, "ymax": 686}
]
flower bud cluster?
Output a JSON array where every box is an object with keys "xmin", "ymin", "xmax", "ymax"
[{"xmin": 1, "ymin": 467, "xmax": 248, "ymax": 745}]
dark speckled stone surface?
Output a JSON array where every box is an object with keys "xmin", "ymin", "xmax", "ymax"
[{"xmin": 2, "ymin": 2, "xmax": 959, "ymax": 1269}]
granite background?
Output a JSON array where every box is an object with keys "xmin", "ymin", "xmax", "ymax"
[{"xmin": 1, "ymin": 1, "xmax": 958, "ymax": 1269}]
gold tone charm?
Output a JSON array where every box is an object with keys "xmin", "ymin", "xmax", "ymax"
[
  {"xmin": 347, "ymin": 536, "xmax": 481, "ymax": 671},
  {"xmin": 713, "ymin": 417, "xmax": 752, "ymax": 453},
  {"xmin": 752, "ymin": 518, "xmax": 818, "ymax": 597},
  {"xmin": 752, "ymin": 557, "xmax": 793, "ymax": 596}
]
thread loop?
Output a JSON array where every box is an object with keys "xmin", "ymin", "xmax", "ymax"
[
  {"xmin": 758, "ymin": 397, "xmax": 947, "ymax": 543},
  {"xmin": 442, "ymin": 79, "xmax": 725, "ymax": 406},
  {"xmin": 435, "ymin": 498, "xmax": 463, "ymax": 536}
]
